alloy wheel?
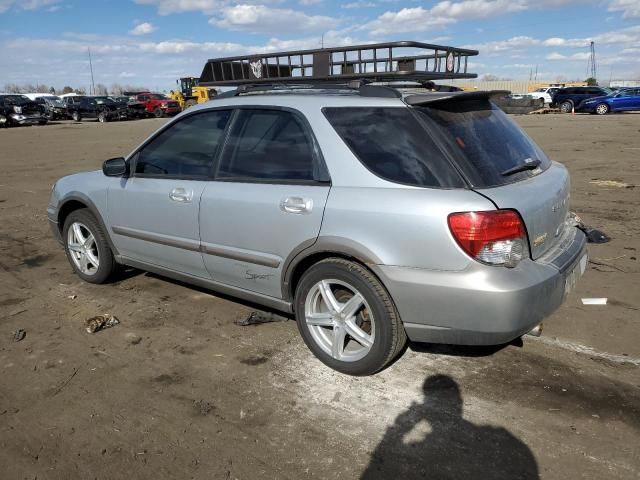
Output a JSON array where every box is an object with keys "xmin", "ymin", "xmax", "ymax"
[
  {"xmin": 66, "ymin": 222, "xmax": 100, "ymax": 276},
  {"xmin": 596, "ymin": 104, "xmax": 608, "ymax": 115},
  {"xmin": 304, "ymin": 279, "xmax": 375, "ymax": 362}
]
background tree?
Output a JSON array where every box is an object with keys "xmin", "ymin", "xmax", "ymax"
[
  {"xmin": 585, "ymin": 77, "xmax": 597, "ymax": 86},
  {"xmin": 62, "ymin": 86, "xmax": 74, "ymax": 94},
  {"xmin": 95, "ymin": 83, "xmax": 108, "ymax": 95}
]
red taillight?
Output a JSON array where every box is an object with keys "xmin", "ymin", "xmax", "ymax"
[{"xmin": 448, "ymin": 210, "xmax": 528, "ymax": 267}]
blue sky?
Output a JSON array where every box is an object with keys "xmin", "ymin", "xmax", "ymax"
[{"xmin": 0, "ymin": 0, "xmax": 638, "ymax": 92}]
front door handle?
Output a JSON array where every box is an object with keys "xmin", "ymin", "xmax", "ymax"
[
  {"xmin": 169, "ymin": 187, "xmax": 194, "ymax": 203},
  {"xmin": 280, "ymin": 196, "xmax": 313, "ymax": 214}
]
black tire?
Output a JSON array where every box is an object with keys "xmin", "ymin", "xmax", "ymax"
[
  {"xmin": 62, "ymin": 209, "xmax": 116, "ymax": 284},
  {"xmin": 154, "ymin": 108, "xmax": 164, "ymax": 118},
  {"xmin": 294, "ymin": 258, "xmax": 407, "ymax": 376},
  {"xmin": 71, "ymin": 111, "xmax": 81, "ymax": 122},
  {"xmin": 184, "ymin": 99, "xmax": 197, "ymax": 109},
  {"xmin": 98, "ymin": 111, "xmax": 108, "ymax": 123},
  {"xmin": 595, "ymin": 103, "xmax": 609, "ymax": 115},
  {"xmin": 559, "ymin": 101, "xmax": 573, "ymax": 113}
]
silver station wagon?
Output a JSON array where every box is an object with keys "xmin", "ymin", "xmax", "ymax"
[{"xmin": 48, "ymin": 42, "xmax": 587, "ymax": 375}]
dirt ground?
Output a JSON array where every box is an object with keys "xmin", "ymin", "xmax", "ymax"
[{"xmin": 0, "ymin": 113, "xmax": 638, "ymax": 480}]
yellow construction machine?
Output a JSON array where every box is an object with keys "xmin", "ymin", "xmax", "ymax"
[{"xmin": 169, "ymin": 77, "xmax": 217, "ymax": 110}]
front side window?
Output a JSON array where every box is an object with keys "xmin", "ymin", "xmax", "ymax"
[
  {"xmin": 217, "ymin": 109, "xmax": 318, "ymax": 182},
  {"xmin": 324, "ymin": 107, "xmax": 464, "ymax": 188},
  {"xmin": 135, "ymin": 110, "xmax": 231, "ymax": 177}
]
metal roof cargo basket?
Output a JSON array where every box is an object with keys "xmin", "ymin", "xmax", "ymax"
[{"xmin": 199, "ymin": 41, "xmax": 478, "ymax": 86}]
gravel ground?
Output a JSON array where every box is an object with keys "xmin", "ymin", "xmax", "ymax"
[{"xmin": 0, "ymin": 113, "xmax": 638, "ymax": 480}]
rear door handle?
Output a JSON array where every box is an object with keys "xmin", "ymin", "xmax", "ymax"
[
  {"xmin": 169, "ymin": 187, "xmax": 194, "ymax": 203},
  {"xmin": 280, "ymin": 196, "xmax": 313, "ymax": 214}
]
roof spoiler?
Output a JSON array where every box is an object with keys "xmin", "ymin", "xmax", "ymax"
[
  {"xmin": 199, "ymin": 41, "xmax": 478, "ymax": 87},
  {"xmin": 404, "ymin": 90, "xmax": 510, "ymax": 106}
]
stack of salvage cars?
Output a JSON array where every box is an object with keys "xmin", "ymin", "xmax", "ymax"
[{"xmin": 0, "ymin": 92, "xmax": 164, "ymax": 127}]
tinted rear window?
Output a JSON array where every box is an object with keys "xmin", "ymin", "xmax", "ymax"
[
  {"xmin": 323, "ymin": 107, "xmax": 465, "ymax": 188},
  {"xmin": 414, "ymin": 100, "xmax": 551, "ymax": 187}
]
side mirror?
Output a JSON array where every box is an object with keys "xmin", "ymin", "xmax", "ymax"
[{"xmin": 103, "ymin": 157, "xmax": 128, "ymax": 177}]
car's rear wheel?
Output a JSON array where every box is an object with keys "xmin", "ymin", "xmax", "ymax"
[
  {"xmin": 154, "ymin": 108, "xmax": 164, "ymax": 118},
  {"xmin": 98, "ymin": 111, "xmax": 108, "ymax": 122},
  {"xmin": 295, "ymin": 258, "xmax": 406, "ymax": 376},
  {"xmin": 559, "ymin": 101, "xmax": 573, "ymax": 113},
  {"xmin": 71, "ymin": 111, "xmax": 81, "ymax": 122},
  {"xmin": 595, "ymin": 103, "xmax": 609, "ymax": 115},
  {"xmin": 62, "ymin": 209, "xmax": 116, "ymax": 284}
]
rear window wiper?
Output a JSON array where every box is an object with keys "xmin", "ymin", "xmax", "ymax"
[{"xmin": 500, "ymin": 158, "xmax": 541, "ymax": 176}]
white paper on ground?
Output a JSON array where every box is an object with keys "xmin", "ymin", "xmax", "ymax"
[{"xmin": 581, "ymin": 298, "xmax": 608, "ymax": 305}]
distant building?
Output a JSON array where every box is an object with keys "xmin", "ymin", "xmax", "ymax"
[{"xmin": 610, "ymin": 80, "xmax": 640, "ymax": 88}]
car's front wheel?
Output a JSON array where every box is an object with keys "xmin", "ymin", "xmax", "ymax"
[
  {"xmin": 595, "ymin": 103, "xmax": 609, "ymax": 115},
  {"xmin": 154, "ymin": 108, "xmax": 164, "ymax": 118},
  {"xmin": 71, "ymin": 111, "xmax": 81, "ymax": 122},
  {"xmin": 97, "ymin": 111, "xmax": 108, "ymax": 122},
  {"xmin": 62, "ymin": 209, "xmax": 116, "ymax": 284},
  {"xmin": 295, "ymin": 258, "xmax": 407, "ymax": 375},
  {"xmin": 559, "ymin": 101, "xmax": 573, "ymax": 113}
]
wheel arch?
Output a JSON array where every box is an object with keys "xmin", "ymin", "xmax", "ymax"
[
  {"xmin": 282, "ymin": 237, "xmax": 384, "ymax": 302},
  {"xmin": 57, "ymin": 193, "xmax": 120, "ymax": 256}
]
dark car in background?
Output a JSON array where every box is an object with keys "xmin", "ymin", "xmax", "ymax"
[
  {"xmin": 0, "ymin": 94, "xmax": 47, "ymax": 126},
  {"xmin": 552, "ymin": 86, "xmax": 611, "ymax": 113},
  {"xmin": 34, "ymin": 95, "xmax": 68, "ymax": 120},
  {"xmin": 93, "ymin": 96, "xmax": 129, "ymax": 121},
  {"xmin": 576, "ymin": 87, "xmax": 640, "ymax": 115},
  {"xmin": 109, "ymin": 95, "xmax": 148, "ymax": 119},
  {"xmin": 63, "ymin": 95, "xmax": 119, "ymax": 122}
]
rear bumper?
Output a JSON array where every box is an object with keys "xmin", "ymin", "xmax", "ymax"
[{"xmin": 374, "ymin": 227, "xmax": 587, "ymax": 345}]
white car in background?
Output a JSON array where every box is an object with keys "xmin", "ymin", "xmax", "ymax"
[{"xmin": 531, "ymin": 87, "xmax": 560, "ymax": 105}]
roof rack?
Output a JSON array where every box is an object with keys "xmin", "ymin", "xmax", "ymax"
[{"xmin": 199, "ymin": 41, "xmax": 478, "ymax": 87}]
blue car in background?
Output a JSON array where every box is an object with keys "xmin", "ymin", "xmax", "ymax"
[{"xmin": 577, "ymin": 87, "xmax": 640, "ymax": 115}]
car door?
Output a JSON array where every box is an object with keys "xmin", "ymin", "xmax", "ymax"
[
  {"xmin": 108, "ymin": 109, "xmax": 232, "ymax": 277},
  {"xmin": 199, "ymin": 107, "xmax": 331, "ymax": 299}
]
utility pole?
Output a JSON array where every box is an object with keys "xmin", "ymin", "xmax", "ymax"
[
  {"xmin": 587, "ymin": 41, "xmax": 597, "ymax": 83},
  {"xmin": 88, "ymin": 47, "xmax": 96, "ymax": 95}
]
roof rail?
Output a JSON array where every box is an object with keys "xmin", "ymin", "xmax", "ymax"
[{"xmin": 199, "ymin": 41, "xmax": 478, "ymax": 87}]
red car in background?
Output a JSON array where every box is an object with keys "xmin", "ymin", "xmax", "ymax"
[{"xmin": 125, "ymin": 91, "xmax": 181, "ymax": 118}]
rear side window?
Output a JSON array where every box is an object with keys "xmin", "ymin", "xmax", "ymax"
[
  {"xmin": 217, "ymin": 109, "xmax": 319, "ymax": 182},
  {"xmin": 135, "ymin": 110, "xmax": 231, "ymax": 177},
  {"xmin": 323, "ymin": 107, "xmax": 464, "ymax": 188},
  {"xmin": 415, "ymin": 100, "xmax": 551, "ymax": 187}
]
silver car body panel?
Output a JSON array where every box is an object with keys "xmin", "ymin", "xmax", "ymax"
[
  {"xmin": 48, "ymin": 92, "xmax": 587, "ymax": 346},
  {"xmin": 199, "ymin": 181, "xmax": 330, "ymax": 298}
]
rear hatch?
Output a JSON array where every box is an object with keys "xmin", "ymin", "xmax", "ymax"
[{"xmin": 410, "ymin": 92, "xmax": 569, "ymax": 259}]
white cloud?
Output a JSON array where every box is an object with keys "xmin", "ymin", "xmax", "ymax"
[
  {"xmin": 342, "ymin": 1, "xmax": 376, "ymax": 7},
  {"xmin": 135, "ymin": 0, "xmax": 223, "ymax": 15},
  {"xmin": 546, "ymin": 51, "xmax": 591, "ymax": 61},
  {"xmin": 135, "ymin": 0, "xmax": 283, "ymax": 15},
  {"xmin": 360, "ymin": 0, "xmax": 535, "ymax": 36},
  {"xmin": 0, "ymin": 0, "xmax": 61, "ymax": 13},
  {"xmin": 130, "ymin": 22, "xmax": 157, "ymax": 35},
  {"xmin": 608, "ymin": 0, "xmax": 640, "ymax": 19},
  {"xmin": 430, "ymin": 0, "xmax": 527, "ymax": 19},
  {"xmin": 212, "ymin": 5, "xmax": 338, "ymax": 34},
  {"xmin": 299, "ymin": 0, "xmax": 322, "ymax": 4},
  {"xmin": 360, "ymin": 8, "xmax": 454, "ymax": 36}
]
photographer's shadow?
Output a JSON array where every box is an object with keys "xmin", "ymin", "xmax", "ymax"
[{"xmin": 361, "ymin": 375, "xmax": 539, "ymax": 480}]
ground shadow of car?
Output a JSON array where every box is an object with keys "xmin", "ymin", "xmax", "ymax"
[{"xmin": 361, "ymin": 374, "xmax": 539, "ymax": 480}]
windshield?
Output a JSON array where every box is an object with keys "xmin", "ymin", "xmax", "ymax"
[
  {"xmin": 414, "ymin": 99, "xmax": 552, "ymax": 187},
  {"xmin": 2, "ymin": 95, "xmax": 31, "ymax": 105},
  {"xmin": 93, "ymin": 97, "xmax": 114, "ymax": 104}
]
